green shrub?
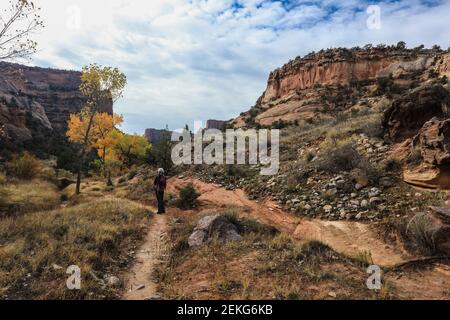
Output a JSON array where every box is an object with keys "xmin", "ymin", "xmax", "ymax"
[
  {"xmin": 176, "ymin": 183, "xmax": 200, "ymax": 209},
  {"xmin": 6, "ymin": 152, "xmax": 41, "ymax": 180}
]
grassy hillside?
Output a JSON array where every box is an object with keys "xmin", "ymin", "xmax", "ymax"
[{"xmin": 0, "ymin": 197, "xmax": 150, "ymax": 300}]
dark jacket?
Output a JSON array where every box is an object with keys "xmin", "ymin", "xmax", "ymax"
[{"xmin": 154, "ymin": 175, "xmax": 167, "ymax": 193}]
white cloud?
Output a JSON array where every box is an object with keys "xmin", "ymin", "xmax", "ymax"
[{"xmin": 12, "ymin": 0, "xmax": 450, "ymax": 133}]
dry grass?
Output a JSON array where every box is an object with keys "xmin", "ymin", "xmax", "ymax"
[
  {"xmin": 5, "ymin": 152, "xmax": 42, "ymax": 180},
  {"xmin": 62, "ymin": 180, "xmax": 115, "ymax": 206},
  {"xmin": 0, "ymin": 171, "xmax": 6, "ymax": 184},
  {"xmin": 0, "ymin": 180, "xmax": 60, "ymax": 217},
  {"xmin": 406, "ymin": 213, "xmax": 438, "ymax": 256},
  {"xmin": 156, "ymin": 212, "xmax": 394, "ymax": 300},
  {"xmin": 0, "ymin": 198, "xmax": 150, "ymax": 300},
  {"xmin": 317, "ymin": 142, "xmax": 362, "ymax": 174},
  {"xmin": 282, "ymin": 112, "xmax": 380, "ymax": 147}
]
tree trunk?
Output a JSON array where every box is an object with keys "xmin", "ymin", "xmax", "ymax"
[
  {"xmin": 107, "ymin": 170, "xmax": 113, "ymax": 186},
  {"xmin": 102, "ymin": 146, "xmax": 107, "ymax": 177},
  {"xmin": 75, "ymin": 112, "xmax": 96, "ymax": 195}
]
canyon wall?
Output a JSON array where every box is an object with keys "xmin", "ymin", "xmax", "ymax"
[
  {"xmin": 233, "ymin": 47, "xmax": 444, "ymax": 128},
  {"xmin": 0, "ymin": 62, "xmax": 113, "ymax": 150},
  {"xmin": 260, "ymin": 48, "xmax": 434, "ymax": 104}
]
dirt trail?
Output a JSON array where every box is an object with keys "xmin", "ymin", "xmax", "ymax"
[
  {"xmin": 168, "ymin": 178, "xmax": 411, "ymax": 267},
  {"xmin": 121, "ymin": 178, "xmax": 448, "ymax": 300},
  {"xmin": 122, "ymin": 207, "xmax": 168, "ymax": 300},
  {"xmin": 168, "ymin": 178, "xmax": 450, "ymax": 299}
]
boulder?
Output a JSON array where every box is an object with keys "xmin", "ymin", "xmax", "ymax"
[
  {"xmin": 188, "ymin": 215, "xmax": 243, "ymax": 247},
  {"xmin": 403, "ymin": 118, "xmax": 450, "ymax": 189},
  {"xmin": 414, "ymin": 118, "xmax": 450, "ymax": 165},
  {"xmin": 383, "ymin": 84, "xmax": 450, "ymax": 142}
]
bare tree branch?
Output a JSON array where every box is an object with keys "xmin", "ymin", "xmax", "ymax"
[{"xmin": 0, "ymin": 0, "xmax": 44, "ymax": 62}]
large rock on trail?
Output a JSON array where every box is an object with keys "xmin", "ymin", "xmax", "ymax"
[
  {"xmin": 188, "ymin": 214, "xmax": 243, "ymax": 247},
  {"xmin": 383, "ymin": 84, "xmax": 450, "ymax": 142},
  {"xmin": 403, "ymin": 118, "xmax": 450, "ymax": 189}
]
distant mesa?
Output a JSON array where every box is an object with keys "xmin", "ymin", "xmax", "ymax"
[
  {"xmin": 144, "ymin": 128, "xmax": 172, "ymax": 144},
  {"xmin": 144, "ymin": 119, "xmax": 227, "ymax": 144},
  {"xmin": 205, "ymin": 119, "xmax": 227, "ymax": 130}
]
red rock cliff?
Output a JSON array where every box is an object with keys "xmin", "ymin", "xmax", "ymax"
[
  {"xmin": 233, "ymin": 46, "xmax": 442, "ymax": 128},
  {"xmin": 261, "ymin": 48, "xmax": 434, "ymax": 104},
  {"xmin": 0, "ymin": 62, "xmax": 113, "ymax": 147}
]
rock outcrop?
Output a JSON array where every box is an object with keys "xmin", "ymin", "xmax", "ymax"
[
  {"xmin": 434, "ymin": 53, "xmax": 450, "ymax": 79},
  {"xmin": 0, "ymin": 62, "xmax": 113, "ymax": 150},
  {"xmin": 383, "ymin": 84, "xmax": 450, "ymax": 142},
  {"xmin": 403, "ymin": 118, "xmax": 450, "ymax": 188},
  {"xmin": 188, "ymin": 214, "xmax": 242, "ymax": 247}
]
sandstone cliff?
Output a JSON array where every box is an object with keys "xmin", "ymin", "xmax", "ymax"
[
  {"xmin": 0, "ymin": 62, "xmax": 113, "ymax": 151},
  {"xmin": 232, "ymin": 46, "xmax": 445, "ymax": 128}
]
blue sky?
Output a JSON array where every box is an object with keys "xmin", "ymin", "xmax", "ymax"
[{"xmin": 24, "ymin": 0, "xmax": 450, "ymax": 133}]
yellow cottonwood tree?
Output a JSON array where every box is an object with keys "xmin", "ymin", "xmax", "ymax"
[
  {"xmin": 67, "ymin": 112, "xmax": 123, "ymax": 172},
  {"xmin": 70, "ymin": 64, "xmax": 126, "ymax": 194},
  {"xmin": 107, "ymin": 131, "xmax": 150, "ymax": 168}
]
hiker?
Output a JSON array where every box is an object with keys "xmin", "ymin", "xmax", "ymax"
[{"xmin": 154, "ymin": 168, "xmax": 167, "ymax": 214}]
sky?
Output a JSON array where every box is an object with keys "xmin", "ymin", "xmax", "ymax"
[{"xmin": 16, "ymin": 0, "xmax": 450, "ymax": 133}]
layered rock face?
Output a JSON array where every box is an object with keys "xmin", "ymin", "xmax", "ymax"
[
  {"xmin": 261, "ymin": 49, "xmax": 433, "ymax": 104},
  {"xmin": 0, "ymin": 62, "xmax": 113, "ymax": 149},
  {"xmin": 232, "ymin": 47, "xmax": 442, "ymax": 128}
]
